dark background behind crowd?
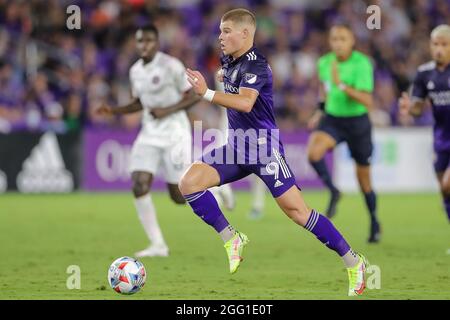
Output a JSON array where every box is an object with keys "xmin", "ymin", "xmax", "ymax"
[{"xmin": 0, "ymin": 0, "xmax": 449, "ymax": 134}]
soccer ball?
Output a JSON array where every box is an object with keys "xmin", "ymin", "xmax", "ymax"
[{"xmin": 108, "ymin": 256, "xmax": 147, "ymax": 295}]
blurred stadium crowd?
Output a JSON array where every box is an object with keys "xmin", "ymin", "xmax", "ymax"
[{"xmin": 0, "ymin": 0, "xmax": 449, "ymax": 134}]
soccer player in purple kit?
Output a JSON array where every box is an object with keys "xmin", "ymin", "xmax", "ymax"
[
  {"xmin": 181, "ymin": 8, "xmax": 369, "ymax": 296},
  {"xmin": 399, "ymin": 24, "xmax": 450, "ymax": 223}
]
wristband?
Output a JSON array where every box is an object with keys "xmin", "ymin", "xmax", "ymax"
[{"xmin": 203, "ymin": 89, "xmax": 216, "ymax": 102}]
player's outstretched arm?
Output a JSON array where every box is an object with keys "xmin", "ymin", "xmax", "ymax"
[
  {"xmin": 150, "ymin": 90, "xmax": 201, "ymax": 119},
  {"xmin": 187, "ymin": 68, "xmax": 257, "ymax": 113},
  {"xmin": 96, "ymin": 98, "xmax": 143, "ymax": 116}
]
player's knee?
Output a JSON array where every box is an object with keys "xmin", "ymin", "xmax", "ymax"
[
  {"xmin": 178, "ymin": 173, "xmax": 198, "ymax": 195},
  {"xmin": 179, "ymin": 164, "xmax": 209, "ymax": 195},
  {"xmin": 132, "ymin": 179, "xmax": 150, "ymax": 198}
]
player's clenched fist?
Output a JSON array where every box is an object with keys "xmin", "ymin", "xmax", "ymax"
[
  {"xmin": 186, "ymin": 68, "xmax": 207, "ymax": 96},
  {"xmin": 398, "ymin": 92, "xmax": 411, "ymax": 116}
]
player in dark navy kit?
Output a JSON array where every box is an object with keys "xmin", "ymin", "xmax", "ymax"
[
  {"xmin": 399, "ymin": 24, "xmax": 450, "ymax": 222},
  {"xmin": 179, "ymin": 8, "xmax": 369, "ymax": 296}
]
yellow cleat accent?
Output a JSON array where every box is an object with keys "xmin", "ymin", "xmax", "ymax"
[
  {"xmin": 347, "ymin": 254, "xmax": 369, "ymax": 296},
  {"xmin": 224, "ymin": 232, "xmax": 249, "ymax": 274}
]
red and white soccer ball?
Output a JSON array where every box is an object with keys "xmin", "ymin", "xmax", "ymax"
[{"xmin": 108, "ymin": 256, "xmax": 147, "ymax": 295}]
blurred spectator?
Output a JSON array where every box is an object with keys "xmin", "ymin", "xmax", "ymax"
[{"xmin": 0, "ymin": 0, "xmax": 448, "ymax": 132}]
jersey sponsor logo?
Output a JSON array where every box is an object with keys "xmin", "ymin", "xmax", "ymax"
[
  {"xmin": 17, "ymin": 132, "xmax": 74, "ymax": 193},
  {"xmin": 245, "ymin": 73, "xmax": 257, "ymax": 84},
  {"xmin": 246, "ymin": 51, "xmax": 257, "ymax": 61},
  {"xmin": 224, "ymin": 82, "xmax": 239, "ymax": 94},
  {"xmin": 427, "ymin": 80, "xmax": 435, "ymax": 90},
  {"xmin": 428, "ymin": 90, "xmax": 450, "ymax": 106}
]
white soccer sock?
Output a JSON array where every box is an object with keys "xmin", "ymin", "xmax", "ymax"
[
  {"xmin": 134, "ymin": 193, "xmax": 167, "ymax": 247},
  {"xmin": 219, "ymin": 225, "xmax": 236, "ymax": 243},
  {"xmin": 251, "ymin": 177, "xmax": 266, "ymax": 212},
  {"xmin": 342, "ymin": 249, "xmax": 360, "ymax": 268}
]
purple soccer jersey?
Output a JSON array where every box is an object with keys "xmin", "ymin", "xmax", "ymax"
[
  {"xmin": 221, "ymin": 47, "xmax": 282, "ymax": 157},
  {"xmin": 201, "ymin": 47, "xmax": 297, "ymax": 197},
  {"xmin": 411, "ymin": 61, "xmax": 450, "ymax": 153}
]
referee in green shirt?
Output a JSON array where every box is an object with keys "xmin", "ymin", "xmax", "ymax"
[{"xmin": 307, "ymin": 24, "xmax": 381, "ymax": 243}]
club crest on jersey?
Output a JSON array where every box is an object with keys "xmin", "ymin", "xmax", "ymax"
[
  {"xmin": 245, "ymin": 73, "xmax": 257, "ymax": 84},
  {"xmin": 427, "ymin": 80, "xmax": 435, "ymax": 90},
  {"xmin": 231, "ymin": 69, "xmax": 238, "ymax": 83},
  {"xmin": 152, "ymin": 76, "xmax": 160, "ymax": 84}
]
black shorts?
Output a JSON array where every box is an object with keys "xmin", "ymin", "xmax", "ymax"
[{"xmin": 317, "ymin": 113, "xmax": 373, "ymax": 166}]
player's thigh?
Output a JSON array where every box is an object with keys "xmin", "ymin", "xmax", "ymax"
[
  {"xmin": 275, "ymin": 185, "xmax": 311, "ymax": 226},
  {"xmin": 347, "ymin": 119, "xmax": 373, "ymax": 167},
  {"xmin": 355, "ymin": 164, "xmax": 373, "ymax": 193},
  {"xmin": 161, "ymin": 135, "xmax": 192, "ymax": 185},
  {"xmin": 129, "ymin": 144, "xmax": 161, "ymax": 196},
  {"xmin": 129, "ymin": 143, "xmax": 162, "ymax": 178},
  {"xmin": 181, "ymin": 144, "xmax": 249, "ymax": 194},
  {"xmin": 307, "ymin": 131, "xmax": 337, "ymax": 162}
]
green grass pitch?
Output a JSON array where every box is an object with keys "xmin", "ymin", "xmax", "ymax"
[{"xmin": 0, "ymin": 191, "xmax": 449, "ymax": 300}]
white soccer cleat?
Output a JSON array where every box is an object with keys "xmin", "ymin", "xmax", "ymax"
[{"xmin": 134, "ymin": 244, "xmax": 169, "ymax": 258}]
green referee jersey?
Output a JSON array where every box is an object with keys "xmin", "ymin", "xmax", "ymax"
[{"xmin": 317, "ymin": 51, "xmax": 374, "ymax": 117}]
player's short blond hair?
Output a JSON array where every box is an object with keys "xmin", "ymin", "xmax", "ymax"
[
  {"xmin": 221, "ymin": 8, "xmax": 256, "ymax": 28},
  {"xmin": 431, "ymin": 24, "xmax": 450, "ymax": 39}
]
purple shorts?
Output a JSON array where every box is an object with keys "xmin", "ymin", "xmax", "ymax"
[
  {"xmin": 201, "ymin": 144, "xmax": 299, "ymax": 198},
  {"xmin": 434, "ymin": 150, "xmax": 450, "ymax": 173}
]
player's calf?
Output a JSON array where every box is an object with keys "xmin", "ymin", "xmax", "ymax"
[
  {"xmin": 275, "ymin": 186, "xmax": 312, "ymax": 227},
  {"xmin": 276, "ymin": 186, "xmax": 364, "ymax": 274}
]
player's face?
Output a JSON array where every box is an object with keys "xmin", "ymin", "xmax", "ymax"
[
  {"xmin": 430, "ymin": 35, "xmax": 450, "ymax": 66},
  {"xmin": 219, "ymin": 20, "xmax": 245, "ymax": 56},
  {"xmin": 136, "ymin": 30, "xmax": 158, "ymax": 60},
  {"xmin": 329, "ymin": 27, "xmax": 355, "ymax": 59}
]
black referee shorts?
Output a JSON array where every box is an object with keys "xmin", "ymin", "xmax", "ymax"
[{"xmin": 317, "ymin": 113, "xmax": 373, "ymax": 166}]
